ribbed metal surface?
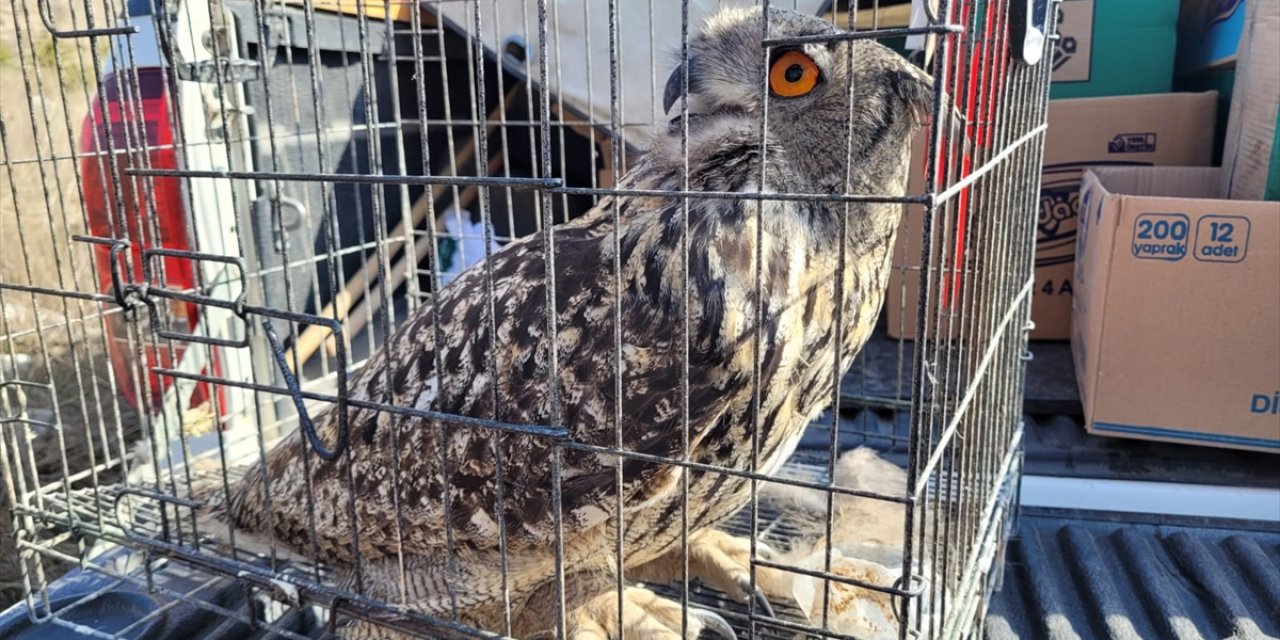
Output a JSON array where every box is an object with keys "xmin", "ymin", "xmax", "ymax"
[{"xmin": 986, "ymin": 510, "xmax": 1280, "ymax": 640}]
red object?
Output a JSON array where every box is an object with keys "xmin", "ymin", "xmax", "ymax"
[
  {"xmin": 937, "ymin": 0, "xmax": 1008, "ymax": 312},
  {"xmin": 79, "ymin": 67, "xmax": 220, "ymax": 416}
]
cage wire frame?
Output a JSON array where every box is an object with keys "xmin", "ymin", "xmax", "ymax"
[{"xmin": 0, "ymin": 0, "xmax": 1057, "ymax": 638}]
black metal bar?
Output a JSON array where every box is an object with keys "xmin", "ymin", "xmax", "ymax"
[
  {"xmin": 261, "ymin": 319, "xmax": 344, "ymax": 461},
  {"xmin": 752, "ymin": 557, "xmax": 928, "ymax": 599},
  {"xmin": 0, "ymin": 281, "xmax": 114, "ymax": 305},
  {"xmin": 554, "ymin": 184, "xmax": 933, "ymax": 204},
  {"xmin": 762, "ymin": 23, "xmax": 965, "ymax": 47},
  {"xmin": 35, "ymin": 0, "xmax": 137, "ymax": 38},
  {"xmin": 123, "ymin": 167, "xmax": 561, "ymax": 190},
  {"xmin": 152, "ymin": 367, "xmax": 568, "ymax": 440}
]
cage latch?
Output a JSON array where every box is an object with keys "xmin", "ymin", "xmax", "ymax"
[
  {"xmin": 141, "ymin": 248, "xmax": 252, "ymax": 349},
  {"xmin": 71, "ymin": 235, "xmax": 255, "ymax": 358},
  {"xmin": 72, "ymin": 235, "xmax": 146, "ymax": 314}
]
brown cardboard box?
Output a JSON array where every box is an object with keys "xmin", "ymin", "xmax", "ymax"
[
  {"xmin": 886, "ymin": 92, "xmax": 1217, "ymax": 340},
  {"xmin": 1072, "ymin": 166, "xmax": 1279, "ymax": 453},
  {"xmin": 1219, "ymin": 0, "xmax": 1280, "ymax": 201}
]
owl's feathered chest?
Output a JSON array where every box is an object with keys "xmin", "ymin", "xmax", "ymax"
[{"xmin": 603, "ymin": 193, "xmax": 899, "ymax": 558}]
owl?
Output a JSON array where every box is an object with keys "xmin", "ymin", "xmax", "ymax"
[{"xmin": 212, "ymin": 6, "xmax": 933, "ymax": 638}]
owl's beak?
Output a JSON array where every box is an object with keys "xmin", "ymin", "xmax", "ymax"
[{"xmin": 663, "ymin": 57, "xmax": 698, "ymax": 115}]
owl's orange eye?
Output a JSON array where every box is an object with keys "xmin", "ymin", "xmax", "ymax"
[{"xmin": 769, "ymin": 50, "xmax": 821, "ymax": 98}]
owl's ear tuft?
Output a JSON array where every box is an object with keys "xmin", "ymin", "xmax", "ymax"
[{"xmin": 890, "ymin": 65, "xmax": 935, "ymax": 126}]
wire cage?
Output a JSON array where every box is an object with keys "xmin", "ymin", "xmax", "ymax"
[{"xmin": 1, "ymin": 0, "xmax": 1055, "ymax": 638}]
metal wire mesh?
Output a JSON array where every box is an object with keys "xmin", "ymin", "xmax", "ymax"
[{"xmin": 2, "ymin": 0, "xmax": 1055, "ymax": 638}]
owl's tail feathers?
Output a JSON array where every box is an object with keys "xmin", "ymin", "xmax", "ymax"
[
  {"xmin": 188, "ymin": 505, "xmax": 312, "ymax": 565},
  {"xmin": 104, "ymin": 437, "xmax": 311, "ymax": 570},
  {"xmin": 177, "ymin": 458, "xmax": 316, "ymax": 566}
]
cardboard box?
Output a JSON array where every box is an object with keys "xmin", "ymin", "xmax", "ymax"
[
  {"xmin": 1072, "ymin": 167, "xmax": 1279, "ymax": 453},
  {"xmin": 886, "ymin": 92, "xmax": 1217, "ymax": 340},
  {"xmin": 1049, "ymin": 0, "xmax": 1178, "ymax": 99},
  {"xmin": 1176, "ymin": 0, "xmax": 1248, "ymax": 74},
  {"xmin": 1219, "ymin": 0, "xmax": 1280, "ymax": 201}
]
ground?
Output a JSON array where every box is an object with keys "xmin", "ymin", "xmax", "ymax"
[{"xmin": 0, "ymin": 0, "xmax": 134, "ymax": 610}]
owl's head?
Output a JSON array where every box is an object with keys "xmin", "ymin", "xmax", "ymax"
[{"xmin": 661, "ymin": 7, "xmax": 935, "ymax": 191}]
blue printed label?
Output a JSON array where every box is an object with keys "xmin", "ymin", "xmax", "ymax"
[
  {"xmin": 1132, "ymin": 214, "xmax": 1189, "ymax": 261},
  {"xmin": 1109, "ymin": 133, "xmax": 1157, "ymax": 154},
  {"xmin": 1194, "ymin": 216, "xmax": 1250, "ymax": 263},
  {"xmin": 1252, "ymin": 392, "xmax": 1280, "ymax": 415},
  {"xmin": 1037, "ymin": 160, "xmax": 1151, "ymax": 270}
]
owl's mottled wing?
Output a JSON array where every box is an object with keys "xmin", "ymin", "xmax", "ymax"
[{"xmin": 226, "ymin": 162, "xmax": 754, "ymax": 565}]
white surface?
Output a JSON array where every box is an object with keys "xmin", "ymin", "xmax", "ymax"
[
  {"xmin": 439, "ymin": 208, "xmax": 500, "ymax": 285},
  {"xmin": 905, "ymin": 0, "xmax": 932, "ymax": 50},
  {"xmin": 433, "ymin": 0, "xmax": 828, "ymax": 142},
  {"xmin": 1020, "ymin": 474, "xmax": 1280, "ymax": 522},
  {"xmin": 172, "ymin": 0, "xmax": 258, "ymax": 432}
]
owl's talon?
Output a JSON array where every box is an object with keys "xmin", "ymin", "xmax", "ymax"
[
  {"xmin": 692, "ymin": 608, "xmax": 738, "ymax": 640},
  {"xmin": 756, "ymin": 542, "xmax": 778, "ymax": 562},
  {"xmin": 739, "ymin": 579, "xmax": 776, "ymax": 619},
  {"xmin": 687, "ymin": 529, "xmax": 790, "ymax": 612}
]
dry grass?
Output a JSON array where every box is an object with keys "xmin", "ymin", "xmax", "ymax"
[
  {"xmin": 1, "ymin": 0, "xmax": 131, "ymax": 611},
  {"xmin": 0, "ymin": 2, "xmax": 104, "ymax": 305}
]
